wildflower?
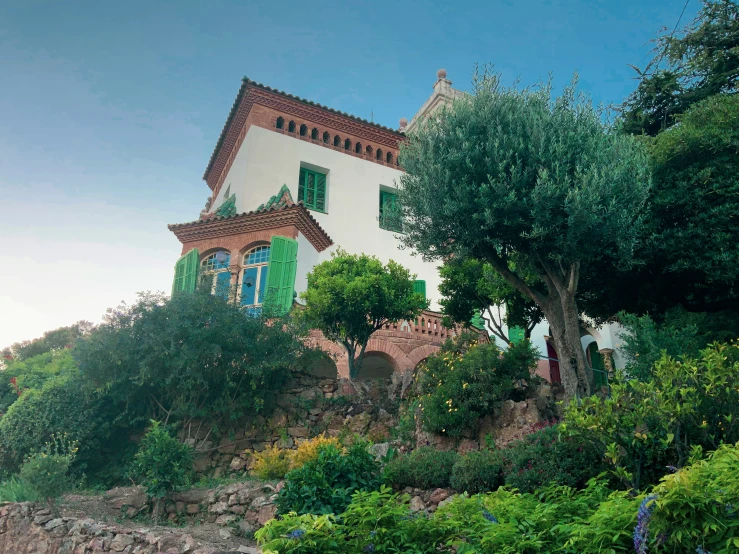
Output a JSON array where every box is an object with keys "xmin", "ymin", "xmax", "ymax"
[
  {"xmin": 482, "ymin": 510, "xmax": 498, "ymax": 524},
  {"xmin": 633, "ymin": 494, "xmax": 657, "ymax": 554},
  {"xmin": 287, "ymin": 529, "xmax": 306, "ymax": 540}
]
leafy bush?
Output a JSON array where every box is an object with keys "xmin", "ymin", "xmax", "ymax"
[
  {"xmin": 20, "ymin": 435, "xmax": 78, "ymax": 513},
  {"xmin": 383, "ymin": 447, "xmax": 458, "ymax": 489},
  {"xmin": 450, "ymin": 449, "xmax": 504, "ymax": 494},
  {"xmin": 74, "ymin": 291, "xmax": 309, "ymax": 429},
  {"xmin": 130, "ymin": 422, "xmax": 193, "ymax": 520},
  {"xmin": 277, "ymin": 442, "xmax": 381, "ymax": 515},
  {"xmin": 0, "ymin": 349, "xmax": 78, "ymax": 413},
  {"xmin": 417, "ymin": 334, "xmax": 537, "ymax": 437},
  {"xmin": 562, "ymin": 342, "xmax": 739, "ymax": 489},
  {"xmin": 252, "ymin": 445, "xmax": 292, "ymax": 480},
  {"xmin": 501, "ymin": 425, "xmax": 606, "ymax": 493},
  {"xmin": 289, "ymin": 434, "xmax": 341, "ymax": 470},
  {"xmin": 650, "ymin": 442, "xmax": 739, "ymax": 553},
  {"xmin": 0, "ymin": 477, "xmax": 40, "ymax": 503},
  {"xmin": 0, "ymin": 371, "xmax": 110, "ymax": 474}
]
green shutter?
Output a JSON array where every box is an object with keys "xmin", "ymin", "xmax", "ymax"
[
  {"xmin": 297, "ymin": 167, "xmax": 327, "ymax": 212},
  {"xmin": 298, "ymin": 168, "xmax": 306, "ymax": 204},
  {"xmin": 315, "ymin": 173, "xmax": 326, "ymax": 212},
  {"xmin": 413, "ymin": 280, "xmax": 426, "ymax": 300},
  {"xmin": 264, "ymin": 236, "xmax": 298, "ymax": 315},
  {"xmin": 172, "ymin": 248, "xmax": 199, "ymax": 296},
  {"xmin": 509, "ymin": 325, "xmax": 525, "ymax": 344}
]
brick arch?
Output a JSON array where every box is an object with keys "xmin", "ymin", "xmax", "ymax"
[
  {"xmin": 407, "ymin": 344, "xmax": 441, "ymax": 369},
  {"xmin": 364, "ymin": 338, "xmax": 412, "ymax": 372},
  {"xmin": 308, "ymin": 336, "xmax": 350, "ymax": 378}
]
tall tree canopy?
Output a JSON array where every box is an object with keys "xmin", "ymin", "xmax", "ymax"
[
  {"xmin": 621, "ymin": 0, "xmax": 739, "ymax": 136},
  {"xmin": 399, "ymin": 72, "xmax": 651, "ymax": 400}
]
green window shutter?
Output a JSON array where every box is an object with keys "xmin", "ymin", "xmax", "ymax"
[
  {"xmin": 172, "ymin": 248, "xmax": 199, "ymax": 296},
  {"xmin": 509, "ymin": 325, "xmax": 525, "ymax": 344},
  {"xmin": 297, "ymin": 167, "xmax": 327, "ymax": 212},
  {"xmin": 413, "ymin": 280, "xmax": 426, "ymax": 300},
  {"xmin": 264, "ymin": 236, "xmax": 298, "ymax": 315}
]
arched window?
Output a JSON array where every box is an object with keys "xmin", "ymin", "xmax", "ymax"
[
  {"xmin": 323, "ymin": 131, "xmax": 330, "ymax": 144},
  {"xmin": 333, "ymin": 135, "xmax": 341, "ymax": 147},
  {"xmin": 376, "ymin": 148, "xmax": 383, "ymax": 161},
  {"xmin": 386, "ymin": 152, "xmax": 393, "ymax": 164},
  {"xmin": 299, "ymin": 124, "xmax": 308, "ymax": 137},
  {"xmin": 311, "ymin": 128, "xmax": 319, "ymax": 140},
  {"xmin": 276, "ymin": 117, "xmax": 284, "ymax": 129},
  {"xmin": 355, "ymin": 142, "xmax": 362, "ymax": 154},
  {"xmin": 344, "ymin": 138, "xmax": 352, "ymax": 150},
  {"xmin": 240, "ymin": 245, "xmax": 271, "ymax": 316},
  {"xmin": 288, "ymin": 121, "xmax": 296, "ymax": 133},
  {"xmin": 201, "ymin": 251, "xmax": 231, "ymax": 299},
  {"xmin": 366, "ymin": 145, "xmax": 373, "ymax": 157}
]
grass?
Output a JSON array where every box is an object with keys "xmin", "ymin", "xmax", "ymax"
[{"xmin": 0, "ymin": 477, "xmax": 40, "ymax": 503}]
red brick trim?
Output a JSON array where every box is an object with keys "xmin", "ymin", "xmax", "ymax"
[
  {"xmin": 168, "ymin": 204, "xmax": 333, "ymax": 253},
  {"xmin": 407, "ymin": 344, "xmax": 441, "ymax": 368},
  {"xmin": 204, "ymin": 80, "xmax": 405, "ymax": 194}
]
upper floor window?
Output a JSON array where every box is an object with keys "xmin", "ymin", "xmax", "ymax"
[
  {"xmin": 298, "ymin": 168, "xmax": 327, "ymax": 213},
  {"xmin": 201, "ymin": 251, "xmax": 231, "ymax": 298},
  {"xmin": 240, "ymin": 245, "xmax": 270, "ymax": 316},
  {"xmin": 379, "ymin": 189, "xmax": 402, "ymax": 232}
]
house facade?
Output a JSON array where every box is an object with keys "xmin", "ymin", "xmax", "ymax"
[{"xmin": 169, "ymin": 70, "xmax": 626, "ymax": 384}]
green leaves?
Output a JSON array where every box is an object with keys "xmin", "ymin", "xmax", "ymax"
[{"xmin": 300, "ymin": 249, "xmax": 427, "ymax": 378}]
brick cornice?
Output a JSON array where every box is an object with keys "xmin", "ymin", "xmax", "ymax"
[
  {"xmin": 168, "ymin": 204, "xmax": 333, "ymax": 252},
  {"xmin": 204, "ymin": 78, "xmax": 406, "ymax": 192}
]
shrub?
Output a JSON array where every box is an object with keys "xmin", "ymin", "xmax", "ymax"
[
  {"xmin": 130, "ymin": 422, "xmax": 193, "ymax": 521},
  {"xmin": 450, "ymin": 449, "xmax": 504, "ymax": 494},
  {"xmin": 289, "ymin": 434, "xmax": 341, "ymax": 470},
  {"xmin": 417, "ymin": 335, "xmax": 537, "ymax": 437},
  {"xmin": 501, "ymin": 425, "xmax": 606, "ymax": 493},
  {"xmin": 252, "ymin": 445, "xmax": 292, "ymax": 480},
  {"xmin": 650, "ymin": 442, "xmax": 739, "ymax": 553},
  {"xmin": 19, "ymin": 435, "xmax": 78, "ymax": 514},
  {"xmin": 277, "ymin": 442, "xmax": 381, "ymax": 515},
  {"xmin": 383, "ymin": 447, "xmax": 458, "ymax": 489},
  {"xmin": 0, "ymin": 477, "xmax": 40, "ymax": 503},
  {"xmin": 562, "ymin": 342, "xmax": 739, "ymax": 489}
]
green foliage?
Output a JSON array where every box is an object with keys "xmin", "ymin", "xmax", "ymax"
[
  {"xmin": 650, "ymin": 442, "xmax": 739, "ymax": 553},
  {"xmin": 1, "ymin": 321, "xmax": 90, "ymax": 365},
  {"xmin": 74, "ymin": 291, "xmax": 307, "ymax": 428},
  {"xmin": 501, "ymin": 425, "xmax": 607, "ymax": 494},
  {"xmin": 0, "ymin": 370, "xmax": 110, "ymax": 473},
  {"xmin": 0, "ymin": 477, "xmax": 40, "ymax": 503},
  {"xmin": 438, "ymin": 256, "xmax": 543, "ymax": 343},
  {"xmin": 131, "ymin": 421, "xmax": 193, "ymax": 500},
  {"xmin": 20, "ymin": 435, "xmax": 78, "ymax": 511},
  {"xmin": 620, "ymin": 0, "xmax": 739, "ymax": 136},
  {"xmin": 299, "ymin": 249, "xmax": 427, "ymax": 379},
  {"xmin": 277, "ymin": 442, "xmax": 382, "ymax": 515},
  {"xmin": 417, "ymin": 334, "xmax": 537, "ymax": 437},
  {"xmin": 450, "ymin": 449, "xmax": 504, "ymax": 494},
  {"xmin": 399, "ymin": 68, "xmax": 651, "ymax": 399},
  {"xmin": 563, "ymin": 342, "xmax": 739, "ymax": 489},
  {"xmin": 383, "ymin": 447, "xmax": 458, "ymax": 489}
]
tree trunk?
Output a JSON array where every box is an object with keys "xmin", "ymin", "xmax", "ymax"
[{"xmin": 541, "ymin": 291, "xmax": 591, "ymax": 399}]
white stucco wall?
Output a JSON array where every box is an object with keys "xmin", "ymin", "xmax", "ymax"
[
  {"xmin": 295, "ymin": 231, "xmax": 319, "ymax": 301},
  {"xmin": 211, "ymin": 126, "xmax": 443, "ymax": 309}
]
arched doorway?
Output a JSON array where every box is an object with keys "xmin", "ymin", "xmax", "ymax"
[
  {"xmin": 355, "ymin": 353, "xmax": 395, "ymax": 380},
  {"xmin": 307, "ymin": 352, "xmax": 338, "ymax": 379}
]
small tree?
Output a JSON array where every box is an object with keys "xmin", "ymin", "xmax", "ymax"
[
  {"xmin": 300, "ymin": 249, "xmax": 427, "ymax": 378},
  {"xmin": 439, "ymin": 256, "xmax": 543, "ymax": 344},
  {"xmin": 399, "ymin": 71, "xmax": 651, "ymax": 400},
  {"xmin": 131, "ymin": 421, "xmax": 193, "ymax": 522},
  {"xmin": 19, "ymin": 435, "xmax": 78, "ymax": 516}
]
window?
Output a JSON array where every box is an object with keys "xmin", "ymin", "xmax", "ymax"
[
  {"xmin": 413, "ymin": 280, "xmax": 426, "ymax": 300},
  {"xmin": 323, "ymin": 131, "xmax": 330, "ymax": 144},
  {"xmin": 201, "ymin": 251, "xmax": 231, "ymax": 299},
  {"xmin": 240, "ymin": 246, "xmax": 270, "ymax": 316},
  {"xmin": 311, "ymin": 128, "xmax": 319, "ymax": 140},
  {"xmin": 379, "ymin": 189, "xmax": 402, "ymax": 232},
  {"xmin": 333, "ymin": 135, "xmax": 341, "ymax": 147},
  {"xmin": 276, "ymin": 117, "xmax": 284, "ymax": 129},
  {"xmin": 298, "ymin": 167, "xmax": 327, "ymax": 212},
  {"xmin": 355, "ymin": 142, "xmax": 362, "ymax": 154},
  {"xmin": 288, "ymin": 121, "xmax": 296, "ymax": 133},
  {"xmin": 300, "ymin": 124, "xmax": 308, "ymax": 137},
  {"xmin": 344, "ymin": 138, "xmax": 351, "ymax": 150},
  {"xmin": 386, "ymin": 152, "xmax": 393, "ymax": 164}
]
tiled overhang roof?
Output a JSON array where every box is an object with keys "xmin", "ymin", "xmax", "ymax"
[
  {"xmin": 168, "ymin": 203, "xmax": 333, "ymax": 253},
  {"xmin": 203, "ymin": 77, "xmax": 405, "ymax": 186}
]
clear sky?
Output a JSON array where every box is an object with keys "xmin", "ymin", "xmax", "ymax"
[{"xmin": 0, "ymin": 0, "xmax": 698, "ymax": 347}]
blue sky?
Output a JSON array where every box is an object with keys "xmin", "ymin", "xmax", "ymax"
[{"xmin": 0, "ymin": 0, "xmax": 698, "ymax": 346}]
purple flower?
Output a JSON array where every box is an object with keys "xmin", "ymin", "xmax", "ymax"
[
  {"xmin": 287, "ymin": 529, "xmax": 305, "ymax": 540},
  {"xmin": 482, "ymin": 510, "xmax": 498, "ymax": 524},
  {"xmin": 633, "ymin": 494, "xmax": 657, "ymax": 554}
]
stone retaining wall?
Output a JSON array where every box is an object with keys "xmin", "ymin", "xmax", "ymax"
[{"xmin": 0, "ymin": 502, "xmax": 257, "ymax": 554}]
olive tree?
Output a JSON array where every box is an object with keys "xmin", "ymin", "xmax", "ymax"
[{"xmin": 399, "ymin": 72, "xmax": 651, "ymax": 399}]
